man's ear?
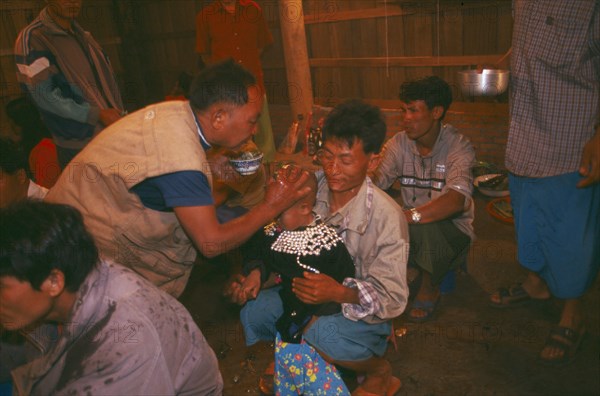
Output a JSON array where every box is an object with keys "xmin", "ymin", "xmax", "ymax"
[
  {"xmin": 40, "ymin": 269, "xmax": 66, "ymax": 297},
  {"xmin": 432, "ymin": 105, "xmax": 444, "ymax": 121},
  {"xmin": 210, "ymin": 106, "xmax": 228, "ymax": 131},
  {"xmin": 367, "ymin": 153, "xmax": 381, "ymax": 174}
]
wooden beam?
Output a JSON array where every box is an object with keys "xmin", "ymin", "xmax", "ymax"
[
  {"xmin": 310, "ymin": 55, "xmax": 504, "ymax": 68},
  {"xmin": 278, "ymin": 0, "xmax": 313, "ymax": 128},
  {"xmin": 303, "ymin": 1, "xmax": 511, "ymax": 25},
  {"xmin": 314, "ymin": 97, "xmax": 509, "ymax": 115},
  {"xmin": 304, "ymin": 6, "xmax": 412, "ymax": 25}
]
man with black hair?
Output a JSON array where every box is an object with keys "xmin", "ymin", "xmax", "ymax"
[
  {"xmin": 46, "ymin": 59, "xmax": 309, "ymax": 298},
  {"xmin": 14, "ymin": 0, "xmax": 124, "ymax": 168},
  {"xmin": 373, "ymin": 76, "xmax": 476, "ymax": 322},
  {"xmin": 0, "ymin": 137, "xmax": 47, "ymax": 208},
  {"xmin": 228, "ymin": 99, "xmax": 408, "ymax": 395},
  {"xmin": 0, "ymin": 201, "xmax": 223, "ymax": 395}
]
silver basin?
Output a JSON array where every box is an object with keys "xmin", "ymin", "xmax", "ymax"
[{"xmin": 458, "ymin": 69, "xmax": 510, "ymax": 97}]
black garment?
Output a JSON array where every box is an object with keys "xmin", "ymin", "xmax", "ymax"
[{"xmin": 242, "ymin": 220, "xmax": 355, "ymax": 343}]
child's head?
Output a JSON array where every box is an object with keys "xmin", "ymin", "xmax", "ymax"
[{"xmin": 276, "ymin": 165, "xmax": 317, "ymax": 230}]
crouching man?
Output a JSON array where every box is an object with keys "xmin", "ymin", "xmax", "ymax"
[{"xmin": 0, "ymin": 201, "xmax": 223, "ymax": 395}]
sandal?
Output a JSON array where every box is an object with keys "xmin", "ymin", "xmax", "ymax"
[
  {"xmin": 407, "ymin": 296, "xmax": 439, "ymax": 323},
  {"xmin": 489, "ymin": 283, "xmax": 534, "ymax": 308},
  {"xmin": 538, "ymin": 326, "xmax": 586, "ymax": 367},
  {"xmin": 258, "ymin": 361, "xmax": 275, "ymax": 395}
]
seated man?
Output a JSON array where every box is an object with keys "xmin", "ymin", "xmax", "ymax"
[
  {"xmin": 0, "ymin": 201, "xmax": 223, "ymax": 395},
  {"xmin": 372, "ymin": 76, "xmax": 476, "ymax": 322},
  {"xmin": 0, "ymin": 137, "xmax": 49, "ymax": 390},
  {"xmin": 227, "ymin": 99, "xmax": 409, "ymax": 395},
  {"xmin": 0, "ymin": 137, "xmax": 47, "ymax": 208}
]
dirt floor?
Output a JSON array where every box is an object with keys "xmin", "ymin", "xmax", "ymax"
[{"xmin": 179, "ymin": 190, "xmax": 600, "ymax": 396}]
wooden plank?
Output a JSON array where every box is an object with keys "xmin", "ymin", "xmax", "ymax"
[
  {"xmin": 309, "ymin": 55, "xmax": 504, "ymax": 68},
  {"xmin": 314, "ymin": 97, "xmax": 508, "ymax": 115},
  {"xmin": 304, "ymin": 5, "xmax": 412, "ymax": 25},
  {"xmin": 303, "ymin": 0, "xmax": 511, "ymax": 25}
]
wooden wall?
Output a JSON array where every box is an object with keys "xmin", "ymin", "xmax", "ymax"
[
  {"xmin": 301, "ymin": 0, "xmax": 512, "ymax": 105},
  {"xmin": 1, "ymin": 0, "xmax": 512, "ymax": 134}
]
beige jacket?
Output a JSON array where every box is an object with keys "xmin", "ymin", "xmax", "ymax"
[
  {"xmin": 46, "ymin": 101, "xmax": 212, "ymax": 297},
  {"xmin": 314, "ymin": 173, "xmax": 409, "ymax": 323}
]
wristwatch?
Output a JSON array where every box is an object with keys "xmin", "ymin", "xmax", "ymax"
[{"xmin": 410, "ymin": 208, "xmax": 422, "ymax": 223}]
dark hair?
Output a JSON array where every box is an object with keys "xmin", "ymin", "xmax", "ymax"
[
  {"xmin": 0, "ymin": 201, "xmax": 98, "ymax": 292},
  {"xmin": 5, "ymin": 97, "xmax": 51, "ymax": 158},
  {"xmin": 189, "ymin": 59, "xmax": 257, "ymax": 111},
  {"xmin": 0, "ymin": 137, "xmax": 28, "ymax": 175},
  {"xmin": 322, "ymin": 99, "xmax": 387, "ymax": 154},
  {"xmin": 399, "ymin": 76, "xmax": 453, "ymax": 119}
]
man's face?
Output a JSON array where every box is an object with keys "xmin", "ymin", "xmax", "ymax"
[
  {"xmin": 219, "ymin": 87, "xmax": 263, "ymax": 150},
  {"xmin": 399, "ymin": 100, "xmax": 441, "ymax": 143},
  {"xmin": 47, "ymin": 0, "xmax": 82, "ymax": 20},
  {"xmin": 0, "ymin": 169, "xmax": 28, "ymax": 209},
  {"xmin": 0, "ymin": 276, "xmax": 53, "ymax": 331},
  {"xmin": 318, "ymin": 138, "xmax": 376, "ymax": 195}
]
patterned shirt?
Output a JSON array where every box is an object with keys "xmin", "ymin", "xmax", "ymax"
[{"xmin": 506, "ymin": 0, "xmax": 600, "ymax": 177}]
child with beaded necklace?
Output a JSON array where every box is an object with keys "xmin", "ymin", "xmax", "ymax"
[{"xmin": 238, "ymin": 165, "xmax": 355, "ymax": 344}]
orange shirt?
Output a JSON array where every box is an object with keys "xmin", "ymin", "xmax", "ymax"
[{"xmin": 195, "ymin": 1, "xmax": 273, "ymax": 91}]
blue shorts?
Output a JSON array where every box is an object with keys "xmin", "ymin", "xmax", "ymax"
[
  {"xmin": 509, "ymin": 172, "xmax": 600, "ymax": 298},
  {"xmin": 240, "ymin": 287, "xmax": 391, "ymax": 361}
]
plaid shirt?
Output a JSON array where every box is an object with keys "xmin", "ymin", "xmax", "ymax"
[{"xmin": 506, "ymin": 0, "xmax": 600, "ymax": 177}]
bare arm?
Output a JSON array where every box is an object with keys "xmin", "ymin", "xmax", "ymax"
[
  {"xmin": 404, "ymin": 189, "xmax": 467, "ymax": 224},
  {"xmin": 175, "ymin": 171, "xmax": 310, "ymax": 258},
  {"xmin": 577, "ymin": 126, "xmax": 600, "ymax": 188}
]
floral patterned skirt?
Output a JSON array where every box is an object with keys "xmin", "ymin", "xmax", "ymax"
[{"xmin": 274, "ymin": 333, "xmax": 350, "ymax": 395}]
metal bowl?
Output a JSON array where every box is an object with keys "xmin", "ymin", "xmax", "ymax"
[
  {"xmin": 458, "ymin": 69, "xmax": 510, "ymax": 97},
  {"xmin": 474, "ymin": 173, "xmax": 509, "ymax": 197}
]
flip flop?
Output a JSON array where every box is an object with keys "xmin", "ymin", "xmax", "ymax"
[
  {"xmin": 258, "ymin": 361, "xmax": 275, "ymax": 395},
  {"xmin": 407, "ymin": 297, "xmax": 439, "ymax": 323},
  {"xmin": 489, "ymin": 283, "xmax": 534, "ymax": 309},
  {"xmin": 387, "ymin": 376, "xmax": 402, "ymax": 396},
  {"xmin": 538, "ymin": 326, "xmax": 586, "ymax": 367}
]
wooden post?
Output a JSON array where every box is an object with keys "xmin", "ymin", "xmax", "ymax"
[{"xmin": 278, "ymin": 0, "xmax": 313, "ymax": 129}]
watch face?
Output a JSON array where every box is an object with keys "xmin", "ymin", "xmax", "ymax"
[{"xmin": 411, "ymin": 209, "xmax": 421, "ymax": 223}]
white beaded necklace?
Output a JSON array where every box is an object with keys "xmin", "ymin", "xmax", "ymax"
[{"xmin": 266, "ymin": 214, "xmax": 343, "ymax": 274}]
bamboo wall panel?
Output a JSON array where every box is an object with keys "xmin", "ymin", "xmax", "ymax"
[{"xmin": 304, "ymin": 0, "xmax": 512, "ymax": 104}]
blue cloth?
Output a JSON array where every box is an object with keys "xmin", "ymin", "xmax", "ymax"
[
  {"xmin": 509, "ymin": 172, "xmax": 600, "ymax": 298},
  {"xmin": 274, "ymin": 333, "xmax": 350, "ymax": 396},
  {"xmin": 131, "ymin": 171, "xmax": 213, "ymax": 211},
  {"xmin": 241, "ymin": 287, "xmax": 391, "ymax": 361},
  {"xmin": 303, "ymin": 314, "xmax": 391, "ymax": 362},
  {"xmin": 240, "ymin": 287, "xmax": 282, "ymax": 346},
  {"xmin": 216, "ymin": 205, "xmax": 248, "ymax": 224},
  {"xmin": 0, "ymin": 382, "xmax": 12, "ymax": 396}
]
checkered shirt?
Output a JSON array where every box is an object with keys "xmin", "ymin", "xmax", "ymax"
[{"xmin": 506, "ymin": 0, "xmax": 600, "ymax": 177}]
